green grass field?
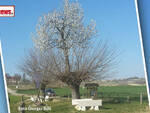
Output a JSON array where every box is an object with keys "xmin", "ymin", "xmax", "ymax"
[
  {"xmin": 10, "ymin": 85, "xmax": 149, "ymax": 113},
  {"xmin": 16, "ymin": 86, "xmax": 148, "ymax": 102},
  {"xmin": 16, "ymin": 85, "xmax": 147, "ymax": 95}
]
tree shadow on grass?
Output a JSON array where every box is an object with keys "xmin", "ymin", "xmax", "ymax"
[{"xmin": 100, "ymin": 106, "xmax": 112, "ymax": 110}]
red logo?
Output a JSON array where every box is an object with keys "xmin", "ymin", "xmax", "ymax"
[{"xmin": 0, "ymin": 6, "xmax": 15, "ymax": 17}]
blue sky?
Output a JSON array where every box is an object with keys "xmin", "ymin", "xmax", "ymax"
[{"xmin": 0, "ymin": 0, "xmax": 145, "ymax": 79}]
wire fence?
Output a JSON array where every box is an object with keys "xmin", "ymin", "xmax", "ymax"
[{"xmin": 68, "ymin": 92, "xmax": 148, "ymax": 104}]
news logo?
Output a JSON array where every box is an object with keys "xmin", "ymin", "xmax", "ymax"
[{"xmin": 0, "ymin": 6, "xmax": 15, "ymax": 17}]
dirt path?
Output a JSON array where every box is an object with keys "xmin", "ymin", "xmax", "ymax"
[{"xmin": 7, "ymin": 88, "xmax": 30, "ymax": 97}]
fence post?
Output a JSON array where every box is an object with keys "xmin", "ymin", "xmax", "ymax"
[
  {"xmin": 101, "ymin": 92, "xmax": 103, "ymax": 99},
  {"xmin": 127, "ymin": 96, "xmax": 130, "ymax": 103},
  {"xmin": 20, "ymin": 95, "xmax": 25, "ymax": 113},
  {"xmin": 140, "ymin": 92, "xmax": 143, "ymax": 104}
]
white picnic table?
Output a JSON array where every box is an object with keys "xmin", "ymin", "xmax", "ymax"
[{"xmin": 72, "ymin": 99, "xmax": 102, "ymax": 111}]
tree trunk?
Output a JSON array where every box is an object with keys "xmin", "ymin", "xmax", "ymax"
[
  {"xmin": 71, "ymin": 85, "xmax": 80, "ymax": 99},
  {"xmin": 64, "ymin": 49, "xmax": 70, "ymax": 73},
  {"xmin": 37, "ymin": 88, "xmax": 40, "ymax": 99}
]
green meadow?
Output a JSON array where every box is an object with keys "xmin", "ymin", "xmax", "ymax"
[{"xmin": 9, "ymin": 85, "xmax": 149, "ymax": 113}]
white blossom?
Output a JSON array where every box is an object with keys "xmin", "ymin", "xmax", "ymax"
[{"xmin": 32, "ymin": 0, "xmax": 97, "ymax": 52}]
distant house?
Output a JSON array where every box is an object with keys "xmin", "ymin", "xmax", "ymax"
[{"xmin": 6, "ymin": 74, "xmax": 21, "ymax": 85}]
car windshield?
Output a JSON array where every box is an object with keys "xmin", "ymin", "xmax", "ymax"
[{"xmin": 46, "ymin": 89, "xmax": 54, "ymax": 92}]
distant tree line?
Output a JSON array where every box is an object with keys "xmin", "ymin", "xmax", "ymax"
[{"xmin": 6, "ymin": 73, "xmax": 30, "ymax": 85}]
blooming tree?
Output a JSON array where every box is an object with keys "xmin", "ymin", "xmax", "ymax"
[
  {"xmin": 22, "ymin": 0, "xmax": 117, "ymax": 99},
  {"xmin": 32, "ymin": 0, "xmax": 97, "ymax": 72}
]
